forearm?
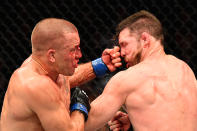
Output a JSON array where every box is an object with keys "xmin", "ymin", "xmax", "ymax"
[
  {"xmin": 70, "ymin": 111, "xmax": 85, "ymax": 131},
  {"xmin": 69, "ymin": 47, "xmax": 122, "ymax": 88},
  {"xmin": 69, "ymin": 62, "xmax": 96, "ymax": 88}
]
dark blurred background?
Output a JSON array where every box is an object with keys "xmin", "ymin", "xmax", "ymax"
[{"xmin": 0, "ymin": 0, "xmax": 196, "ymax": 130}]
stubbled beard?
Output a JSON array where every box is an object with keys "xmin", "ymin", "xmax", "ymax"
[
  {"xmin": 134, "ymin": 50, "xmax": 142, "ymax": 65},
  {"xmin": 128, "ymin": 49, "xmax": 142, "ymax": 67}
]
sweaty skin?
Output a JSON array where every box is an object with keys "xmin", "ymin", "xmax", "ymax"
[
  {"xmin": 0, "ymin": 18, "xmax": 85, "ymax": 131},
  {"xmin": 85, "ymin": 28, "xmax": 197, "ymax": 131},
  {"xmin": 21, "ymin": 45, "xmax": 122, "ymax": 89},
  {"xmin": 0, "ymin": 18, "xmax": 122, "ymax": 131},
  {"xmin": 0, "ymin": 49, "xmax": 121, "ymax": 131},
  {"xmin": 86, "ymin": 52, "xmax": 197, "ymax": 131},
  {"xmin": 0, "ymin": 59, "xmax": 84, "ymax": 131}
]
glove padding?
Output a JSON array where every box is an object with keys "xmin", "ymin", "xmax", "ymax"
[{"xmin": 70, "ymin": 87, "xmax": 90, "ymax": 121}]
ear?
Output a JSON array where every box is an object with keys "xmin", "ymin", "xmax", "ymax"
[
  {"xmin": 47, "ymin": 49, "xmax": 56, "ymax": 63},
  {"xmin": 140, "ymin": 32, "xmax": 150, "ymax": 48}
]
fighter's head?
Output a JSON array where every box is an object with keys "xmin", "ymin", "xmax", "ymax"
[
  {"xmin": 31, "ymin": 18, "xmax": 82, "ymax": 76},
  {"xmin": 115, "ymin": 10, "xmax": 164, "ymax": 67}
]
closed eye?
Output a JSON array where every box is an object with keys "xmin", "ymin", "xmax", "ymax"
[{"xmin": 120, "ymin": 42, "xmax": 127, "ymax": 47}]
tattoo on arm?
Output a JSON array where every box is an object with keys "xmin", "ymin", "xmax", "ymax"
[{"xmin": 63, "ymin": 77, "xmax": 70, "ymax": 95}]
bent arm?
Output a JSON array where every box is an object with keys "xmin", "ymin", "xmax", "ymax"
[
  {"xmin": 69, "ymin": 46, "xmax": 122, "ymax": 88},
  {"xmin": 26, "ymin": 78, "xmax": 85, "ymax": 131},
  {"xmin": 35, "ymin": 102, "xmax": 84, "ymax": 131},
  {"xmin": 21, "ymin": 55, "xmax": 96, "ymax": 88},
  {"xmin": 85, "ymin": 72, "xmax": 127, "ymax": 131}
]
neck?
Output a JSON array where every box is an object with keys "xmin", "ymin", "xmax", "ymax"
[
  {"xmin": 32, "ymin": 55, "xmax": 58, "ymax": 82},
  {"xmin": 141, "ymin": 41, "xmax": 165, "ymax": 62}
]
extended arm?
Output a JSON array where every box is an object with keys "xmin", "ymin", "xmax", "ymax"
[
  {"xmin": 69, "ymin": 46, "xmax": 122, "ymax": 88},
  {"xmin": 85, "ymin": 72, "xmax": 127, "ymax": 131}
]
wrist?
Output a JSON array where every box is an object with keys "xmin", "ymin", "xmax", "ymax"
[
  {"xmin": 91, "ymin": 58, "xmax": 109, "ymax": 77},
  {"xmin": 70, "ymin": 103, "xmax": 88, "ymax": 121},
  {"xmin": 71, "ymin": 110, "xmax": 85, "ymax": 121}
]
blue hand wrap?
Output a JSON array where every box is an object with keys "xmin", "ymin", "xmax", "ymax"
[
  {"xmin": 92, "ymin": 58, "xmax": 109, "ymax": 77},
  {"xmin": 70, "ymin": 103, "xmax": 88, "ymax": 115}
]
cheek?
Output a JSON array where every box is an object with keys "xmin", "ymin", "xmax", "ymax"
[
  {"xmin": 129, "ymin": 44, "xmax": 139, "ymax": 54},
  {"xmin": 125, "ymin": 46, "xmax": 133, "ymax": 55},
  {"xmin": 68, "ymin": 52, "xmax": 75, "ymax": 61}
]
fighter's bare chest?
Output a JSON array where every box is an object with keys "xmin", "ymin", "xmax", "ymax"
[{"xmin": 55, "ymin": 77, "xmax": 71, "ymax": 109}]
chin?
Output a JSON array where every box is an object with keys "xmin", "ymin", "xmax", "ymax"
[
  {"xmin": 61, "ymin": 70, "xmax": 74, "ymax": 76},
  {"xmin": 67, "ymin": 71, "xmax": 75, "ymax": 76},
  {"xmin": 69, "ymin": 69, "xmax": 75, "ymax": 76}
]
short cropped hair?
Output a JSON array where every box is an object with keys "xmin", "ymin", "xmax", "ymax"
[{"xmin": 115, "ymin": 10, "xmax": 164, "ymax": 45}]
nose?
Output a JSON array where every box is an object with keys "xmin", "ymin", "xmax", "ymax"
[
  {"xmin": 120, "ymin": 48, "xmax": 125, "ymax": 57},
  {"xmin": 75, "ymin": 49, "xmax": 82, "ymax": 59}
]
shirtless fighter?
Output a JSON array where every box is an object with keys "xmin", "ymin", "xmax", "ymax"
[
  {"xmin": 0, "ymin": 18, "xmax": 121, "ymax": 131},
  {"xmin": 85, "ymin": 10, "xmax": 197, "ymax": 131}
]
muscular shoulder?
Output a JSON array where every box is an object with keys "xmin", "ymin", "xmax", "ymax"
[
  {"xmin": 167, "ymin": 55, "xmax": 196, "ymax": 78},
  {"xmin": 26, "ymin": 76, "xmax": 55, "ymax": 92},
  {"xmin": 107, "ymin": 66, "xmax": 143, "ymax": 89},
  {"xmin": 13, "ymin": 68, "xmax": 57, "ymax": 102},
  {"xmin": 108, "ymin": 62, "xmax": 152, "ymax": 91},
  {"xmin": 12, "ymin": 67, "xmax": 53, "ymax": 89},
  {"xmin": 24, "ymin": 75, "xmax": 56, "ymax": 97},
  {"xmin": 124, "ymin": 63, "xmax": 151, "ymax": 83}
]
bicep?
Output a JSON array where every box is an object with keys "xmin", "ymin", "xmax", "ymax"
[{"xmin": 35, "ymin": 103, "xmax": 72, "ymax": 131}]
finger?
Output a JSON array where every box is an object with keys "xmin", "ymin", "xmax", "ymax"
[
  {"xmin": 117, "ymin": 111, "xmax": 128, "ymax": 117},
  {"xmin": 112, "ymin": 58, "xmax": 121, "ymax": 64},
  {"xmin": 112, "ymin": 120, "xmax": 120, "ymax": 125},
  {"xmin": 108, "ymin": 120, "xmax": 119, "ymax": 126},
  {"xmin": 110, "ymin": 123, "xmax": 122, "ymax": 130},
  {"xmin": 114, "ymin": 127, "xmax": 121, "ymax": 131},
  {"xmin": 108, "ymin": 120, "xmax": 112, "ymax": 126},
  {"xmin": 103, "ymin": 48, "xmax": 113, "ymax": 55},
  {"xmin": 111, "ymin": 112, "xmax": 124, "ymax": 121},
  {"xmin": 111, "ymin": 52, "xmax": 121, "ymax": 59},
  {"xmin": 114, "ymin": 63, "xmax": 122, "ymax": 67},
  {"xmin": 105, "ymin": 46, "xmax": 120, "ymax": 56},
  {"xmin": 119, "ymin": 115, "xmax": 129, "ymax": 121},
  {"xmin": 113, "ymin": 46, "xmax": 120, "ymax": 52},
  {"xmin": 112, "ymin": 111, "xmax": 128, "ymax": 121}
]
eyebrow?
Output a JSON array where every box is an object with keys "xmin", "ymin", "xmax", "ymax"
[
  {"xmin": 119, "ymin": 41, "xmax": 124, "ymax": 45},
  {"xmin": 75, "ymin": 44, "xmax": 80, "ymax": 47}
]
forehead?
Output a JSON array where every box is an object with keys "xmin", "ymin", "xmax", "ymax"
[
  {"xmin": 62, "ymin": 32, "xmax": 80, "ymax": 47},
  {"xmin": 119, "ymin": 28, "xmax": 132, "ymax": 42},
  {"xmin": 118, "ymin": 28, "xmax": 138, "ymax": 43}
]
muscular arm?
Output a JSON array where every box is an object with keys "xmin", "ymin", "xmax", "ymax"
[
  {"xmin": 25, "ymin": 76, "xmax": 85, "ymax": 131},
  {"xmin": 85, "ymin": 71, "xmax": 127, "ymax": 131},
  {"xmin": 69, "ymin": 62, "xmax": 96, "ymax": 88},
  {"xmin": 21, "ymin": 56, "xmax": 96, "ymax": 88},
  {"xmin": 23, "ymin": 46, "xmax": 121, "ymax": 89},
  {"xmin": 69, "ymin": 46, "xmax": 122, "ymax": 88}
]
